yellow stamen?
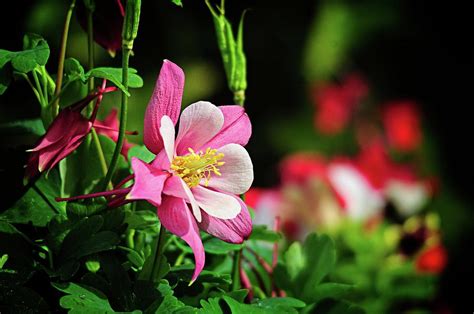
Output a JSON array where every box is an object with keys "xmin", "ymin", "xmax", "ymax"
[{"xmin": 171, "ymin": 147, "xmax": 225, "ymax": 188}]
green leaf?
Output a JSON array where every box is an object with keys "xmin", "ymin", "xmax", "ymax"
[
  {"xmin": 249, "ymin": 225, "xmax": 281, "ymax": 242},
  {"xmin": 313, "ymin": 283, "xmax": 354, "ymax": 303},
  {"xmin": 59, "ymin": 216, "xmax": 120, "ymax": 262},
  {"xmin": 85, "ymin": 259, "xmax": 101, "ymax": 273},
  {"xmin": 52, "ymin": 282, "xmax": 115, "ymax": 313},
  {"xmin": 251, "ymin": 297, "xmax": 306, "ymax": 313},
  {"xmin": 168, "ymin": 266, "xmax": 231, "ymax": 287},
  {"xmin": 312, "ymin": 299, "xmax": 365, "ymax": 314},
  {"xmin": 222, "ymin": 296, "xmax": 305, "ymax": 314},
  {"xmin": 128, "ymin": 145, "xmax": 155, "ymax": 163},
  {"xmin": 8, "ymin": 33, "xmax": 50, "ymax": 73},
  {"xmin": 0, "ymin": 254, "xmax": 7, "ymax": 269},
  {"xmin": 118, "ymin": 246, "xmax": 145, "ymax": 269},
  {"xmin": 199, "ymin": 297, "xmax": 224, "ymax": 313},
  {"xmin": 46, "ymin": 214, "xmax": 72, "ymax": 253},
  {"xmin": 99, "ymin": 254, "xmax": 134, "ymax": 311},
  {"xmin": 66, "ymin": 200, "xmax": 105, "ymax": 221},
  {"xmin": 204, "ymin": 237, "xmax": 243, "ymax": 255},
  {"xmin": 0, "ymin": 49, "xmax": 12, "ymax": 68},
  {"xmin": 0, "ymin": 170, "xmax": 64, "ymax": 226},
  {"xmin": 86, "ymin": 67, "xmax": 143, "ymax": 96},
  {"xmin": 125, "ymin": 209, "xmax": 160, "ymax": 232},
  {"xmin": 171, "ymin": 0, "xmax": 183, "ymax": 7},
  {"xmin": 139, "ymin": 233, "xmax": 170, "ymax": 282},
  {"xmin": 274, "ymin": 233, "xmax": 340, "ymax": 304},
  {"xmin": 0, "ymin": 118, "xmax": 45, "ymax": 136},
  {"xmin": 64, "ymin": 57, "xmax": 86, "ymax": 83},
  {"xmin": 156, "ymin": 295, "xmax": 187, "ymax": 313}
]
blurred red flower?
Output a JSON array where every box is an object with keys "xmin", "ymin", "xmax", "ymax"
[
  {"xmin": 312, "ymin": 73, "xmax": 368, "ymax": 134},
  {"xmin": 382, "ymin": 101, "xmax": 422, "ymax": 152},
  {"xmin": 416, "ymin": 244, "xmax": 447, "ymax": 274},
  {"xmin": 280, "ymin": 153, "xmax": 327, "ymax": 184}
]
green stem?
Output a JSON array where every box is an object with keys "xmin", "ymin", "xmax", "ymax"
[
  {"xmin": 174, "ymin": 251, "xmax": 186, "ymax": 267},
  {"xmin": 52, "ymin": 0, "xmax": 76, "ymax": 118},
  {"xmin": 102, "ymin": 47, "xmax": 132, "ymax": 189},
  {"xmin": 231, "ymin": 249, "xmax": 242, "ymax": 290},
  {"xmin": 85, "ymin": 2, "xmax": 110, "ymax": 191},
  {"xmin": 234, "ymin": 90, "xmax": 245, "ymax": 107},
  {"xmin": 90, "ymin": 129, "xmax": 113, "ymax": 190},
  {"xmin": 21, "ymin": 73, "xmax": 42, "ymax": 104},
  {"xmin": 150, "ymin": 224, "xmax": 166, "ymax": 281},
  {"xmin": 31, "ymin": 70, "xmax": 45, "ymax": 105},
  {"xmin": 87, "ymin": 5, "xmax": 95, "ymax": 114},
  {"xmin": 39, "ymin": 67, "xmax": 48, "ymax": 104},
  {"xmin": 47, "ymin": 80, "xmax": 72, "ymax": 107}
]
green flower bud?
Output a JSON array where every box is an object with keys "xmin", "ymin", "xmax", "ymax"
[
  {"xmin": 122, "ymin": 0, "xmax": 141, "ymax": 49},
  {"xmin": 206, "ymin": 0, "xmax": 247, "ymax": 105}
]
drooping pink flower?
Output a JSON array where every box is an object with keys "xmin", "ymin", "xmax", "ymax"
[
  {"xmin": 25, "ymin": 83, "xmax": 116, "ymax": 180},
  {"xmin": 312, "ymin": 73, "xmax": 368, "ymax": 135},
  {"xmin": 76, "ymin": 0, "xmax": 125, "ymax": 57},
  {"xmin": 94, "ymin": 108, "xmax": 134, "ymax": 157},
  {"xmin": 128, "ymin": 60, "xmax": 253, "ymax": 281},
  {"xmin": 382, "ymin": 101, "xmax": 422, "ymax": 152}
]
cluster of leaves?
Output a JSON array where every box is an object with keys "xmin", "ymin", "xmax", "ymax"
[
  {"xmin": 0, "ymin": 137, "xmax": 360, "ymax": 312},
  {"xmin": 330, "ymin": 222, "xmax": 438, "ymax": 313},
  {"xmin": 0, "ymin": 159, "xmax": 358, "ymax": 313}
]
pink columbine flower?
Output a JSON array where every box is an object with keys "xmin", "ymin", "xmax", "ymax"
[
  {"xmin": 128, "ymin": 60, "xmax": 253, "ymax": 281},
  {"xmin": 25, "ymin": 82, "xmax": 115, "ymax": 180},
  {"xmin": 94, "ymin": 108, "xmax": 135, "ymax": 157}
]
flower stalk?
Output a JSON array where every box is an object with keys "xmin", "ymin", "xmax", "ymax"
[
  {"xmin": 52, "ymin": 0, "xmax": 77, "ymax": 118},
  {"xmin": 102, "ymin": 0, "xmax": 141, "ymax": 190}
]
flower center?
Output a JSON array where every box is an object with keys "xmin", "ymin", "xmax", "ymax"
[{"xmin": 171, "ymin": 147, "xmax": 225, "ymax": 188}]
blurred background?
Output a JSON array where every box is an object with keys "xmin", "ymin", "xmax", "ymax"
[{"xmin": 1, "ymin": 0, "xmax": 473, "ymax": 312}]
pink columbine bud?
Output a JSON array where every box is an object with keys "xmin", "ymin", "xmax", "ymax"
[
  {"xmin": 25, "ymin": 83, "xmax": 116, "ymax": 181},
  {"xmin": 25, "ymin": 107, "xmax": 92, "ymax": 180},
  {"xmin": 76, "ymin": 0, "xmax": 125, "ymax": 57}
]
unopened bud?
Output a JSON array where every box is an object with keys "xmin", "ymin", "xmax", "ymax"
[{"xmin": 122, "ymin": 0, "xmax": 141, "ymax": 49}]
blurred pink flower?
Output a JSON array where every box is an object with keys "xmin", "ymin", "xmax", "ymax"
[
  {"xmin": 94, "ymin": 108, "xmax": 134, "ymax": 158},
  {"xmin": 382, "ymin": 101, "xmax": 422, "ymax": 152},
  {"xmin": 127, "ymin": 60, "xmax": 254, "ymax": 281},
  {"xmin": 279, "ymin": 153, "xmax": 327, "ymax": 184},
  {"xmin": 312, "ymin": 73, "xmax": 368, "ymax": 135},
  {"xmin": 76, "ymin": 0, "xmax": 125, "ymax": 57}
]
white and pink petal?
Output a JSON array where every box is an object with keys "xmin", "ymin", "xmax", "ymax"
[
  {"xmin": 175, "ymin": 101, "xmax": 224, "ymax": 156},
  {"xmin": 205, "ymin": 143, "xmax": 253, "ymax": 195},
  {"xmin": 192, "ymin": 185, "xmax": 241, "ymax": 220},
  {"xmin": 198, "ymin": 194, "xmax": 252, "ymax": 244}
]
